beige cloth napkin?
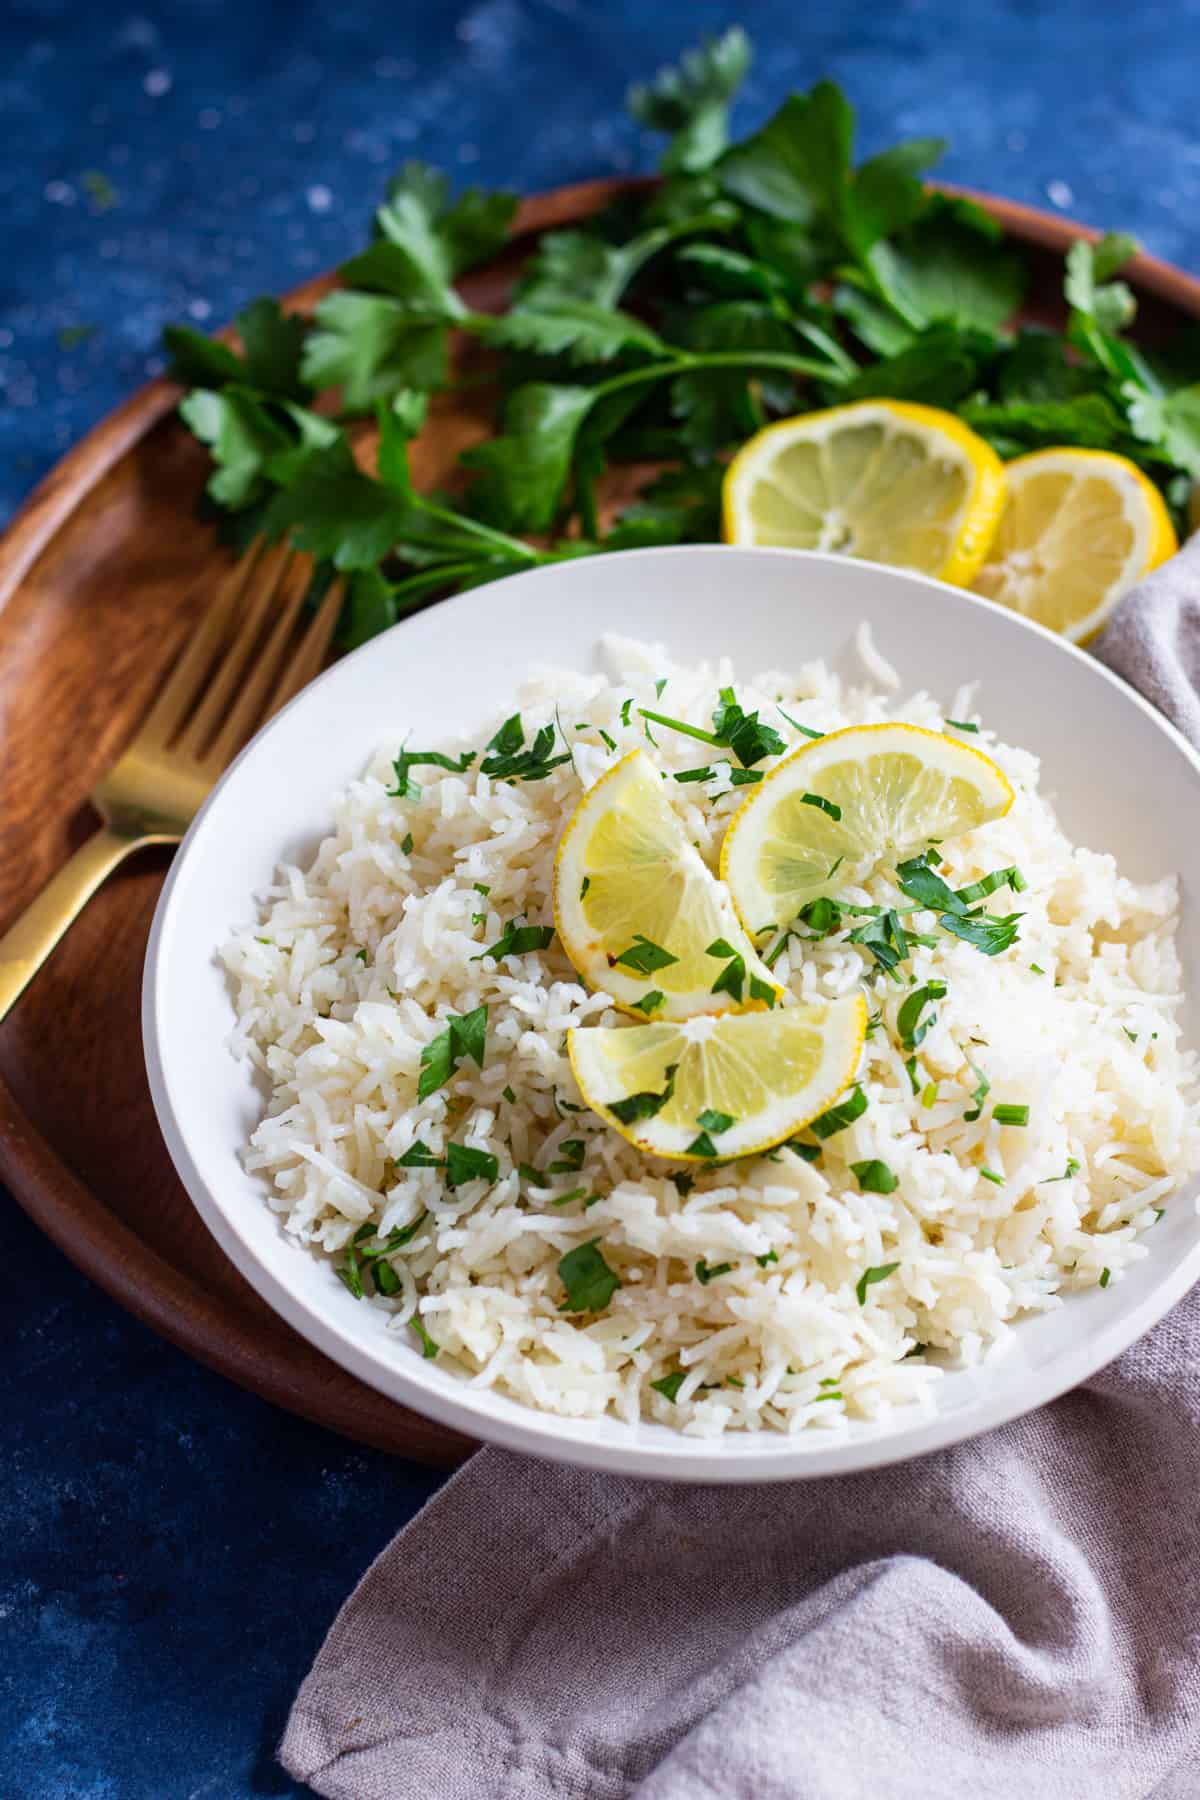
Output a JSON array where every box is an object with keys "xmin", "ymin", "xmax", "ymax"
[{"xmin": 281, "ymin": 539, "xmax": 1200, "ymax": 1800}]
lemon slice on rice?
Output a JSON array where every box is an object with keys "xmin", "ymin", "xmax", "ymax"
[
  {"xmin": 568, "ymin": 995, "xmax": 867, "ymax": 1161},
  {"xmin": 721, "ymin": 400, "xmax": 1007, "ymax": 586},
  {"xmin": 554, "ymin": 748, "xmax": 780, "ymax": 1021},
  {"xmin": 721, "ymin": 723, "xmax": 1013, "ymax": 933},
  {"xmin": 971, "ymin": 447, "xmax": 1178, "ymax": 643}
]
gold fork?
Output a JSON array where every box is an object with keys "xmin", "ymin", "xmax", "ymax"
[{"xmin": 0, "ymin": 543, "xmax": 342, "ymax": 1022}]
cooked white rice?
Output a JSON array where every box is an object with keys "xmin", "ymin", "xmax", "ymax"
[{"xmin": 223, "ymin": 632, "xmax": 1200, "ymax": 1437}]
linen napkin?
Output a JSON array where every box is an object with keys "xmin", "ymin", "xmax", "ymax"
[{"xmin": 282, "ymin": 538, "xmax": 1200, "ymax": 1800}]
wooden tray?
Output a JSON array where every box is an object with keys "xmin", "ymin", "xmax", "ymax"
[{"xmin": 3, "ymin": 178, "xmax": 1199, "ymax": 1468}]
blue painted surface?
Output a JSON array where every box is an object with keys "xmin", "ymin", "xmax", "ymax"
[{"xmin": 4, "ymin": 1, "xmax": 1200, "ymax": 1792}]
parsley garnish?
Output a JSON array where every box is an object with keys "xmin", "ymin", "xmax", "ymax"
[
  {"xmin": 598, "ymin": 728, "xmax": 617, "ymax": 752},
  {"xmin": 609, "ymin": 1063, "xmax": 677, "ymax": 1125},
  {"xmin": 963, "ymin": 1059, "xmax": 990, "ymax": 1121},
  {"xmin": 169, "ymin": 40, "xmax": 1200, "ymax": 644},
  {"xmin": 756, "ymin": 1248, "xmax": 779, "ymax": 1267},
  {"xmin": 979, "ymin": 1167, "xmax": 1005, "ymax": 1185},
  {"xmin": 417, "ymin": 1003, "xmax": 488, "ymax": 1101},
  {"xmin": 705, "ymin": 936, "xmax": 746, "ymax": 1003},
  {"xmin": 410, "ymin": 1316, "xmax": 440, "ymax": 1359},
  {"xmin": 848, "ymin": 909, "xmax": 909, "ymax": 978},
  {"xmin": 655, "ymin": 677, "xmax": 668, "ymax": 698},
  {"xmin": 476, "ymin": 919, "xmax": 555, "ymax": 961},
  {"xmin": 855, "ymin": 1262, "xmax": 899, "ymax": 1305},
  {"xmin": 851, "ymin": 1159, "xmax": 898, "ymax": 1194},
  {"xmin": 896, "ymin": 980, "xmax": 946, "ymax": 1050},
  {"xmin": 613, "ymin": 934, "xmax": 679, "ymax": 975},
  {"xmin": 401, "ymin": 832, "xmax": 414, "ymax": 854},
  {"xmin": 548, "ymin": 1138, "xmax": 585, "ymax": 1174},
  {"xmin": 800, "ymin": 791, "xmax": 841, "ymax": 821},
  {"xmin": 748, "ymin": 973, "xmax": 777, "ymax": 1007},
  {"xmin": 633, "ymin": 989, "xmax": 665, "ymax": 1015},
  {"xmin": 389, "ymin": 746, "xmax": 475, "ymax": 800},
  {"xmin": 809, "ymin": 1085, "xmax": 868, "ymax": 1139},
  {"xmin": 479, "ymin": 713, "xmax": 572, "ymax": 782},
  {"xmin": 445, "ymin": 1143, "xmax": 499, "ymax": 1188},
  {"xmin": 796, "ymin": 896, "xmax": 842, "ymax": 939},
  {"xmin": 651, "ymin": 1370, "xmax": 686, "ymax": 1403},
  {"xmin": 778, "ymin": 705, "xmax": 823, "ymax": 739},
  {"xmin": 558, "ymin": 1239, "xmax": 621, "ymax": 1312},
  {"xmin": 695, "ymin": 1258, "xmax": 733, "ymax": 1284},
  {"xmin": 638, "ymin": 686, "xmax": 785, "ymax": 769},
  {"xmin": 895, "ymin": 854, "xmax": 1024, "ymax": 958},
  {"xmin": 686, "ymin": 1131, "xmax": 721, "ymax": 1158},
  {"xmin": 395, "ymin": 1139, "xmax": 443, "ymax": 1168},
  {"xmin": 620, "ymin": 698, "xmax": 634, "ymax": 728},
  {"xmin": 944, "ymin": 717, "xmax": 978, "ymax": 733},
  {"xmin": 696, "ymin": 1108, "xmax": 736, "ymax": 1133}
]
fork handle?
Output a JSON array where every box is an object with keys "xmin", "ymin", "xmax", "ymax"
[{"xmin": 0, "ymin": 826, "xmax": 156, "ymax": 1023}]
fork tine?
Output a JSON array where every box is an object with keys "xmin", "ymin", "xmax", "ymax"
[
  {"xmin": 175, "ymin": 546, "xmax": 296, "ymax": 757},
  {"xmin": 134, "ymin": 542, "xmax": 282, "ymax": 752},
  {"xmin": 262, "ymin": 578, "xmax": 343, "ymax": 721},
  {"xmin": 202, "ymin": 556, "xmax": 315, "ymax": 771}
]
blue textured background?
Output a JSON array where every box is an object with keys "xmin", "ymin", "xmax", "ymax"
[{"xmin": 5, "ymin": 3, "xmax": 1200, "ymax": 1794}]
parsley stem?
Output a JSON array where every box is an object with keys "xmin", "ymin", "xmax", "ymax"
[
  {"xmin": 591, "ymin": 349, "xmax": 850, "ymax": 410},
  {"xmin": 412, "ymin": 496, "xmax": 539, "ymax": 562},
  {"xmin": 636, "ymin": 708, "xmax": 721, "ymax": 746}
]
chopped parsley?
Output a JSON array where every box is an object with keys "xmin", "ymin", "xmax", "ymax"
[
  {"xmin": 638, "ymin": 686, "xmax": 785, "ymax": 769},
  {"xmin": 389, "ymin": 745, "xmax": 475, "ymax": 800},
  {"xmin": 756, "ymin": 1249, "xmax": 779, "ymax": 1267},
  {"xmin": 632, "ymin": 989, "xmax": 665, "ymax": 1015},
  {"xmin": 502, "ymin": 1085, "xmax": 516, "ymax": 1104},
  {"xmin": 417, "ymin": 1003, "xmax": 488, "ymax": 1100},
  {"xmin": 963, "ymin": 1059, "xmax": 990, "ymax": 1122},
  {"xmin": 1039, "ymin": 1157, "xmax": 1081, "ymax": 1183},
  {"xmin": 674, "ymin": 764, "xmax": 718, "ymax": 783},
  {"xmin": 613, "ymin": 934, "xmax": 679, "ymax": 976},
  {"xmin": 800, "ymin": 791, "xmax": 841, "ymax": 821},
  {"xmin": 895, "ymin": 854, "xmax": 1023, "ymax": 957},
  {"xmin": 410, "ymin": 1316, "xmax": 439, "ymax": 1359},
  {"xmin": 904, "ymin": 1056, "xmax": 921, "ymax": 1096},
  {"xmin": 655, "ymin": 677, "xmax": 668, "ymax": 698},
  {"xmin": 696, "ymin": 1108, "xmax": 736, "ymax": 1134},
  {"xmin": 479, "ymin": 713, "xmax": 572, "ymax": 781},
  {"xmin": 749, "ymin": 973, "xmax": 777, "ymax": 1007},
  {"xmin": 706, "ymin": 937, "xmax": 746, "ymax": 1003},
  {"xmin": 809, "ymin": 1084, "xmax": 868, "ymax": 1139},
  {"xmin": 395, "ymin": 1139, "xmax": 443, "ymax": 1168},
  {"xmin": 671, "ymin": 1170, "xmax": 695, "ymax": 1196},
  {"xmin": 855, "ymin": 1261, "xmax": 900, "ymax": 1305},
  {"xmin": 1099, "ymin": 1266, "xmax": 1112, "ymax": 1288},
  {"xmin": 992, "ymin": 1103, "xmax": 1030, "ymax": 1127},
  {"xmin": 445, "ymin": 1143, "xmax": 499, "ymax": 1188},
  {"xmin": 558, "ymin": 1239, "xmax": 621, "ymax": 1312},
  {"xmin": 401, "ymin": 832, "xmax": 414, "ymax": 854},
  {"xmin": 847, "ymin": 909, "xmax": 909, "ymax": 978},
  {"xmin": 896, "ymin": 980, "xmax": 947, "ymax": 1050},
  {"xmin": 580, "ymin": 876, "xmax": 590, "ymax": 899},
  {"xmin": 1030, "ymin": 962, "xmax": 1046, "ymax": 975},
  {"xmin": 852, "ymin": 1159, "xmax": 898, "ymax": 1193},
  {"xmin": 944, "ymin": 717, "xmax": 979, "ymax": 733},
  {"xmin": 598, "ymin": 728, "xmax": 617, "ymax": 752},
  {"xmin": 518, "ymin": 1163, "xmax": 548, "ymax": 1187},
  {"xmin": 979, "ymin": 1167, "xmax": 1005, "ymax": 1185},
  {"xmin": 609, "ymin": 1063, "xmax": 677, "ymax": 1125},
  {"xmin": 475, "ymin": 919, "xmax": 555, "ymax": 961},
  {"xmin": 786, "ymin": 1140, "xmax": 822, "ymax": 1163},
  {"xmin": 548, "ymin": 1138, "xmax": 585, "ymax": 1174},
  {"xmin": 619, "ymin": 698, "xmax": 634, "ymax": 728},
  {"xmin": 686, "ymin": 1131, "xmax": 721, "ymax": 1158},
  {"xmin": 695, "ymin": 1258, "xmax": 733, "ymax": 1284},
  {"xmin": 796, "ymin": 896, "xmax": 842, "ymax": 939},
  {"xmin": 651, "ymin": 1369, "xmax": 686, "ymax": 1403}
]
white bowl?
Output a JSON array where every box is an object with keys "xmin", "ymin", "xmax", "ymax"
[{"xmin": 143, "ymin": 546, "xmax": 1200, "ymax": 1482}]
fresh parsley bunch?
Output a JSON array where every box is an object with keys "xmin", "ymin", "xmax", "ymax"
[{"xmin": 165, "ymin": 27, "xmax": 1200, "ymax": 647}]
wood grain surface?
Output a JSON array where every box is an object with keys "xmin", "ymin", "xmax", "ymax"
[{"xmin": 2, "ymin": 179, "xmax": 1198, "ymax": 1466}]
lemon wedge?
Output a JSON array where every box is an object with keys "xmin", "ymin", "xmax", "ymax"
[
  {"xmin": 721, "ymin": 723, "xmax": 1013, "ymax": 933},
  {"xmin": 568, "ymin": 995, "xmax": 867, "ymax": 1161},
  {"xmin": 972, "ymin": 447, "xmax": 1177, "ymax": 643},
  {"xmin": 721, "ymin": 400, "xmax": 1007, "ymax": 586},
  {"xmin": 554, "ymin": 748, "xmax": 780, "ymax": 1021}
]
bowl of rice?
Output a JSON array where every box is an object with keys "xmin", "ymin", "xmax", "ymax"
[{"xmin": 143, "ymin": 546, "xmax": 1200, "ymax": 1481}]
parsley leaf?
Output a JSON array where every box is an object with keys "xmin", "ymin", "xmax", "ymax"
[
  {"xmin": 851, "ymin": 1159, "xmax": 899, "ymax": 1194},
  {"xmin": 609, "ymin": 1063, "xmax": 678, "ymax": 1126},
  {"xmin": 614, "ymin": 935, "xmax": 679, "ymax": 975},
  {"xmin": 651, "ymin": 1369, "xmax": 687, "ymax": 1402},
  {"xmin": 628, "ymin": 26, "xmax": 752, "ymax": 173},
  {"xmin": 558, "ymin": 1239, "xmax": 621, "ymax": 1312},
  {"xmin": 810, "ymin": 1085, "xmax": 868, "ymax": 1139},
  {"xmin": 695, "ymin": 1258, "xmax": 734, "ymax": 1284},
  {"xmin": 417, "ymin": 1003, "xmax": 488, "ymax": 1101},
  {"xmin": 855, "ymin": 1261, "xmax": 900, "ymax": 1305},
  {"xmin": 476, "ymin": 920, "xmax": 555, "ymax": 962},
  {"xmin": 479, "ymin": 713, "xmax": 572, "ymax": 781}
]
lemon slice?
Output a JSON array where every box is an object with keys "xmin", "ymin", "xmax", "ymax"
[
  {"xmin": 568, "ymin": 995, "xmax": 867, "ymax": 1161},
  {"xmin": 971, "ymin": 448, "xmax": 1177, "ymax": 643},
  {"xmin": 721, "ymin": 400, "xmax": 1007, "ymax": 586},
  {"xmin": 554, "ymin": 748, "xmax": 780, "ymax": 1021},
  {"xmin": 721, "ymin": 723, "xmax": 1013, "ymax": 932}
]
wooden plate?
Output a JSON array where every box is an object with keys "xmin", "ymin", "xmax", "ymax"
[{"xmin": 3, "ymin": 179, "xmax": 1198, "ymax": 1467}]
